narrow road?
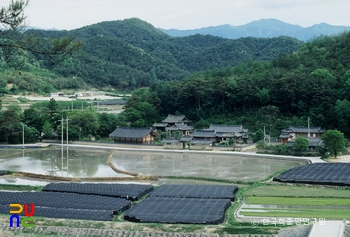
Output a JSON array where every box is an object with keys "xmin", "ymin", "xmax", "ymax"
[{"xmin": 308, "ymin": 220, "xmax": 346, "ymax": 237}]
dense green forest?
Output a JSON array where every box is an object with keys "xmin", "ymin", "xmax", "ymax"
[
  {"xmin": 0, "ymin": 18, "xmax": 301, "ymax": 93},
  {"xmin": 122, "ymin": 31, "xmax": 350, "ymax": 137}
]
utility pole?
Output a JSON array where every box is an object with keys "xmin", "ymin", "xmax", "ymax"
[
  {"xmin": 66, "ymin": 117, "xmax": 69, "ymax": 178},
  {"xmin": 22, "ymin": 123, "xmax": 24, "ymax": 147},
  {"xmin": 58, "ymin": 117, "xmax": 64, "ymax": 177},
  {"xmin": 66, "ymin": 117, "xmax": 69, "ymax": 148},
  {"xmin": 263, "ymin": 126, "xmax": 266, "ymax": 149},
  {"xmin": 59, "ymin": 118, "xmax": 64, "ymax": 157},
  {"xmin": 172, "ymin": 137, "xmax": 175, "ymax": 175}
]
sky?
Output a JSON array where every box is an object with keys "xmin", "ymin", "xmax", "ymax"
[{"xmin": 21, "ymin": 0, "xmax": 350, "ymax": 30}]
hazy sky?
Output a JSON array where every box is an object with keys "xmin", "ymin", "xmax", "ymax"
[{"xmin": 22, "ymin": 0, "xmax": 350, "ymax": 30}]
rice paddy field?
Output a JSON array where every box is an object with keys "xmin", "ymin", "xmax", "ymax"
[
  {"xmin": 1, "ymin": 146, "xmax": 349, "ymax": 236},
  {"xmin": 240, "ymin": 184, "xmax": 350, "ymax": 220}
]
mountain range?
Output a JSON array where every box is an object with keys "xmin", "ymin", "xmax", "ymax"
[
  {"xmin": 18, "ymin": 18, "xmax": 301, "ymax": 90},
  {"xmin": 160, "ymin": 18, "xmax": 350, "ymax": 41}
]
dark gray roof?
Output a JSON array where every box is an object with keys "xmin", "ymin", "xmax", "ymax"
[
  {"xmin": 109, "ymin": 127, "xmax": 158, "ymax": 139},
  {"xmin": 208, "ymin": 124, "xmax": 247, "ymax": 133},
  {"xmin": 191, "ymin": 139, "xmax": 213, "ymax": 145},
  {"xmin": 215, "ymin": 132, "xmax": 235, "ymax": 138},
  {"xmin": 281, "ymin": 126, "xmax": 325, "ymax": 134},
  {"xmin": 191, "ymin": 130, "xmax": 216, "ymax": 138},
  {"xmin": 166, "ymin": 123, "xmax": 193, "ymax": 131},
  {"xmin": 153, "ymin": 122, "xmax": 167, "ymax": 127},
  {"xmin": 162, "ymin": 114, "xmax": 191, "ymax": 123},
  {"xmin": 279, "ymin": 134, "xmax": 293, "ymax": 139},
  {"xmin": 161, "ymin": 138, "xmax": 180, "ymax": 144},
  {"xmin": 286, "ymin": 138, "xmax": 324, "ymax": 147}
]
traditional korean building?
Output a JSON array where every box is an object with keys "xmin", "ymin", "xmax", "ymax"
[
  {"xmin": 207, "ymin": 124, "xmax": 249, "ymax": 143},
  {"xmin": 279, "ymin": 126, "xmax": 325, "ymax": 144},
  {"xmin": 153, "ymin": 114, "xmax": 192, "ymax": 131},
  {"xmin": 109, "ymin": 127, "xmax": 160, "ymax": 145}
]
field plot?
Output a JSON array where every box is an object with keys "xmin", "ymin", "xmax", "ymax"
[
  {"xmin": 124, "ymin": 197, "xmax": 231, "ymax": 224},
  {"xmin": 0, "ymin": 204, "xmax": 114, "ymax": 221},
  {"xmin": 273, "ymin": 163, "xmax": 350, "ymax": 186},
  {"xmin": 240, "ymin": 196, "xmax": 350, "ymax": 219},
  {"xmin": 245, "ymin": 185, "xmax": 350, "ymax": 198},
  {"xmin": 42, "ymin": 183, "xmax": 154, "ymax": 201},
  {"xmin": 0, "ymin": 191, "xmax": 131, "ymax": 221},
  {"xmin": 149, "ymin": 184, "xmax": 238, "ymax": 201},
  {"xmin": 0, "ymin": 191, "xmax": 131, "ymax": 213}
]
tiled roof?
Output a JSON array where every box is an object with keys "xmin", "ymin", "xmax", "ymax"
[
  {"xmin": 166, "ymin": 123, "xmax": 193, "ymax": 131},
  {"xmin": 191, "ymin": 130, "xmax": 216, "ymax": 138},
  {"xmin": 286, "ymin": 138, "xmax": 324, "ymax": 147},
  {"xmin": 161, "ymin": 138, "xmax": 180, "ymax": 144},
  {"xmin": 109, "ymin": 127, "xmax": 157, "ymax": 139},
  {"xmin": 162, "ymin": 114, "xmax": 191, "ymax": 123},
  {"xmin": 208, "ymin": 124, "xmax": 246, "ymax": 133},
  {"xmin": 216, "ymin": 132, "xmax": 236, "ymax": 138},
  {"xmin": 153, "ymin": 122, "xmax": 167, "ymax": 127},
  {"xmin": 279, "ymin": 134, "xmax": 293, "ymax": 139},
  {"xmin": 191, "ymin": 139, "xmax": 213, "ymax": 145},
  {"xmin": 281, "ymin": 126, "xmax": 325, "ymax": 134}
]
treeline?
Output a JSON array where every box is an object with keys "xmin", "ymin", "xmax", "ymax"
[
  {"xmin": 0, "ymin": 99, "xmax": 128, "ymax": 144},
  {"xmin": 122, "ymin": 32, "xmax": 350, "ymax": 137}
]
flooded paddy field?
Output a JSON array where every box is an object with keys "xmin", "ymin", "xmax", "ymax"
[
  {"xmin": 110, "ymin": 150, "xmax": 307, "ymax": 181},
  {"xmin": 0, "ymin": 147, "xmax": 128, "ymax": 178},
  {"xmin": 0, "ymin": 147, "xmax": 307, "ymax": 185}
]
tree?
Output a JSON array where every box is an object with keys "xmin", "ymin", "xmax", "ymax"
[
  {"xmin": 42, "ymin": 120, "xmax": 54, "ymax": 139},
  {"xmin": 66, "ymin": 109, "xmax": 100, "ymax": 140},
  {"xmin": 334, "ymin": 99, "xmax": 350, "ymax": 134},
  {"xmin": 0, "ymin": 104, "xmax": 22, "ymax": 143},
  {"xmin": 0, "ymin": 0, "xmax": 83, "ymax": 68},
  {"xmin": 47, "ymin": 98, "xmax": 58, "ymax": 119},
  {"xmin": 253, "ymin": 129, "xmax": 264, "ymax": 143},
  {"xmin": 292, "ymin": 137, "xmax": 309, "ymax": 152},
  {"xmin": 321, "ymin": 129, "xmax": 345, "ymax": 159},
  {"xmin": 97, "ymin": 113, "xmax": 119, "ymax": 137}
]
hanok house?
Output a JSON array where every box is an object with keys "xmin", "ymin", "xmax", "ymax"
[
  {"xmin": 166, "ymin": 123, "xmax": 194, "ymax": 136},
  {"xmin": 109, "ymin": 127, "xmax": 160, "ymax": 145},
  {"xmin": 207, "ymin": 124, "xmax": 249, "ymax": 144},
  {"xmin": 191, "ymin": 129, "xmax": 217, "ymax": 146},
  {"xmin": 279, "ymin": 126, "xmax": 326, "ymax": 144},
  {"xmin": 153, "ymin": 114, "xmax": 192, "ymax": 131},
  {"xmin": 285, "ymin": 138, "xmax": 324, "ymax": 151}
]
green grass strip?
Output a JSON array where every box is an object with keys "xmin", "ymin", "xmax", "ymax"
[
  {"xmin": 246, "ymin": 185, "xmax": 350, "ymax": 198},
  {"xmin": 241, "ymin": 209, "xmax": 350, "ymax": 219},
  {"xmin": 246, "ymin": 196, "xmax": 350, "ymax": 206}
]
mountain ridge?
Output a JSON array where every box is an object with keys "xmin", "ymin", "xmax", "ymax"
[
  {"xmin": 2, "ymin": 18, "xmax": 302, "ymax": 92},
  {"xmin": 160, "ymin": 18, "xmax": 350, "ymax": 41}
]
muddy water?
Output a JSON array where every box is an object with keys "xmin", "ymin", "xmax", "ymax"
[
  {"xmin": 0, "ymin": 147, "xmax": 306, "ymax": 183},
  {"xmin": 0, "ymin": 147, "xmax": 128, "ymax": 178},
  {"xmin": 111, "ymin": 150, "xmax": 306, "ymax": 181}
]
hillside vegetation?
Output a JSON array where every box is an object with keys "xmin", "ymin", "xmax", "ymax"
[
  {"xmin": 0, "ymin": 18, "xmax": 301, "ymax": 93},
  {"xmin": 2, "ymin": 18, "xmax": 350, "ymax": 140},
  {"xmin": 123, "ymin": 31, "xmax": 350, "ymax": 137}
]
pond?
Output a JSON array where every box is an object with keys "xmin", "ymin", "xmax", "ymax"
[{"xmin": 0, "ymin": 147, "xmax": 307, "ymax": 186}]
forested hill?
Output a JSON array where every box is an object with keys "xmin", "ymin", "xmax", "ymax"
[
  {"xmin": 122, "ymin": 31, "xmax": 350, "ymax": 136},
  {"xmin": 21, "ymin": 18, "xmax": 302, "ymax": 89}
]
